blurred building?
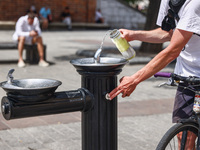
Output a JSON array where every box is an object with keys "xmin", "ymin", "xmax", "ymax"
[
  {"xmin": 97, "ymin": 0, "xmax": 146, "ymax": 29},
  {"xmin": 0, "ymin": 0, "xmax": 146, "ymax": 29},
  {"xmin": 0, "ymin": 0, "xmax": 95, "ymax": 22}
]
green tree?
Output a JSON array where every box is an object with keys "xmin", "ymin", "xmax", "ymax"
[{"xmin": 124, "ymin": 0, "xmax": 162, "ymax": 53}]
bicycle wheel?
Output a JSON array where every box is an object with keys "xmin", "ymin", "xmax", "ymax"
[{"xmin": 156, "ymin": 122, "xmax": 198, "ymax": 150}]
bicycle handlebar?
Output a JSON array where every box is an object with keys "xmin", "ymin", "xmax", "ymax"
[
  {"xmin": 154, "ymin": 72, "xmax": 200, "ymax": 85},
  {"xmin": 154, "ymin": 72, "xmax": 171, "ymax": 78}
]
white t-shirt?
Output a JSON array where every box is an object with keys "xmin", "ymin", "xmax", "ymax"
[
  {"xmin": 157, "ymin": 0, "xmax": 200, "ymax": 77},
  {"xmin": 12, "ymin": 15, "xmax": 41, "ymax": 44},
  {"xmin": 95, "ymin": 11, "xmax": 103, "ymax": 21}
]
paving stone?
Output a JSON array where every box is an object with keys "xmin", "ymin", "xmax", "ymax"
[
  {"xmin": 24, "ymin": 127, "xmax": 55, "ymax": 144},
  {"xmin": 0, "ymin": 139, "xmax": 11, "ymax": 150},
  {"xmin": 0, "ymin": 30, "xmax": 175, "ymax": 150}
]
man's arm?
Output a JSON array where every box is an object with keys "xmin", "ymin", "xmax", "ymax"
[
  {"xmin": 34, "ymin": 17, "xmax": 41, "ymax": 36},
  {"xmin": 15, "ymin": 18, "xmax": 30, "ymax": 37},
  {"xmin": 120, "ymin": 28, "xmax": 173, "ymax": 43},
  {"xmin": 109, "ymin": 29, "xmax": 193, "ymax": 100}
]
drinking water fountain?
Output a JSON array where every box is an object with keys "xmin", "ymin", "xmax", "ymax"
[{"xmin": 0, "ymin": 54, "xmax": 128, "ymax": 150}]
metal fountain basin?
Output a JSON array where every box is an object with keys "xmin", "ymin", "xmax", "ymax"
[
  {"xmin": 0, "ymin": 78, "xmax": 62, "ymax": 96},
  {"xmin": 70, "ymin": 57, "xmax": 128, "ymax": 72}
]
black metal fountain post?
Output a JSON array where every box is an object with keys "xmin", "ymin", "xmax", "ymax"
[
  {"xmin": 1, "ymin": 57, "xmax": 127, "ymax": 150},
  {"xmin": 81, "ymin": 70, "xmax": 119, "ymax": 150},
  {"xmin": 71, "ymin": 57, "xmax": 127, "ymax": 150}
]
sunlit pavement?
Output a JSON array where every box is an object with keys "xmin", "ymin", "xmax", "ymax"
[{"xmin": 0, "ymin": 30, "xmax": 175, "ymax": 150}]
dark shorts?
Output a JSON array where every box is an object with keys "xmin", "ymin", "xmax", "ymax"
[{"xmin": 173, "ymin": 83, "xmax": 200, "ymax": 123}]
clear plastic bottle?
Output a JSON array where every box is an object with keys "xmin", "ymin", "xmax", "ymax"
[{"xmin": 110, "ymin": 29, "xmax": 136, "ymax": 60}]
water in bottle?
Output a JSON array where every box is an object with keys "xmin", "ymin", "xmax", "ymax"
[{"xmin": 110, "ymin": 29, "xmax": 136, "ymax": 60}]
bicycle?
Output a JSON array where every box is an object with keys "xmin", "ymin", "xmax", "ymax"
[{"xmin": 154, "ymin": 72, "xmax": 200, "ymax": 150}]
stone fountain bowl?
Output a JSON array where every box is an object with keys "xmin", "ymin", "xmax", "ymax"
[
  {"xmin": 70, "ymin": 57, "xmax": 128, "ymax": 72},
  {"xmin": 0, "ymin": 79, "xmax": 62, "ymax": 96}
]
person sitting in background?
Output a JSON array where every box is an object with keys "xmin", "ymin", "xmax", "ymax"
[
  {"xmin": 12, "ymin": 13, "xmax": 49, "ymax": 67},
  {"xmin": 39, "ymin": 6, "xmax": 52, "ymax": 30},
  {"xmin": 27, "ymin": 5, "xmax": 38, "ymax": 16},
  {"xmin": 60, "ymin": 6, "xmax": 72, "ymax": 30},
  {"xmin": 95, "ymin": 9, "xmax": 104, "ymax": 23}
]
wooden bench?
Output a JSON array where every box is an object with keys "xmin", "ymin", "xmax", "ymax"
[{"xmin": 0, "ymin": 42, "xmax": 46, "ymax": 64}]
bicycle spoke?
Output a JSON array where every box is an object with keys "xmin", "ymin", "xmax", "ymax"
[
  {"xmin": 168, "ymin": 138, "xmax": 174, "ymax": 150},
  {"xmin": 156, "ymin": 123, "xmax": 198, "ymax": 150}
]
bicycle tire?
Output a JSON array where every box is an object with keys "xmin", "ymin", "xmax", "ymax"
[{"xmin": 156, "ymin": 122, "xmax": 198, "ymax": 150}]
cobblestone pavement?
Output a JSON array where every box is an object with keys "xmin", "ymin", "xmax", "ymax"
[{"xmin": 0, "ymin": 30, "xmax": 175, "ymax": 150}]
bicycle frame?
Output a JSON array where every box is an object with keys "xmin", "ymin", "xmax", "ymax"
[{"xmin": 155, "ymin": 72, "xmax": 200, "ymax": 150}]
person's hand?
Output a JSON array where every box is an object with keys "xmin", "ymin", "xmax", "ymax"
[
  {"xmin": 119, "ymin": 29, "xmax": 135, "ymax": 42},
  {"xmin": 29, "ymin": 30, "xmax": 38, "ymax": 37},
  {"xmin": 108, "ymin": 75, "xmax": 137, "ymax": 100}
]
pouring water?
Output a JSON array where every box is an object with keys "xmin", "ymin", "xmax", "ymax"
[
  {"xmin": 94, "ymin": 30, "xmax": 112, "ymax": 64},
  {"xmin": 94, "ymin": 29, "xmax": 136, "ymax": 64}
]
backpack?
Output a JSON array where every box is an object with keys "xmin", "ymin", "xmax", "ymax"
[{"xmin": 161, "ymin": 0, "xmax": 186, "ymax": 31}]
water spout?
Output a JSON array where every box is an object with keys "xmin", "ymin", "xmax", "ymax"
[
  {"xmin": 94, "ymin": 48, "xmax": 102, "ymax": 63},
  {"xmin": 7, "ymin": 69, "xmax": 15, "ymax": 84}
]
